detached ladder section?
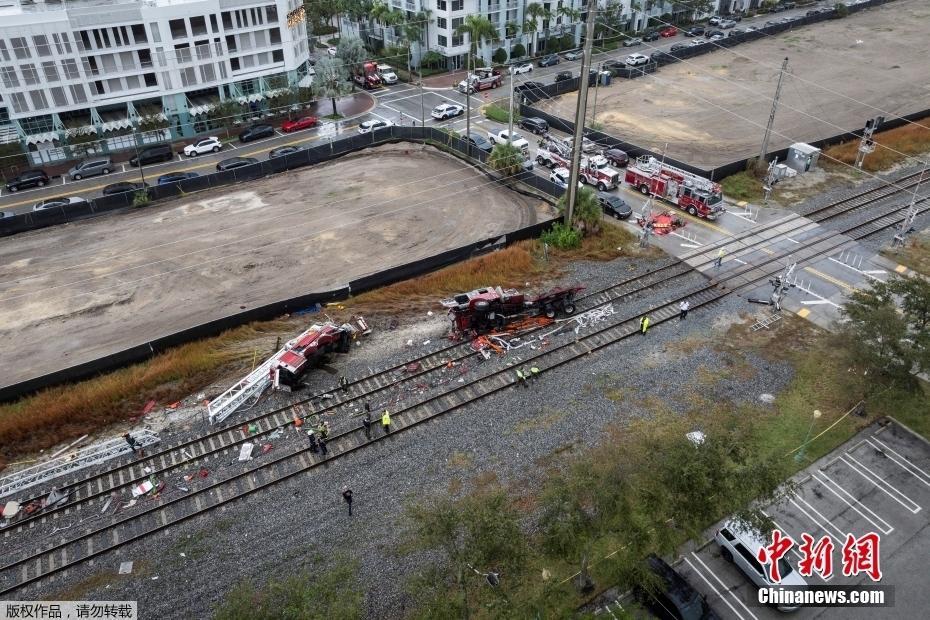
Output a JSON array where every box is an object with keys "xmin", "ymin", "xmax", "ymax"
[
  {"xmin": 207, "ymin": 357, "xmax": 277, "ymax": 425},
  {"xmin": 0, "ymin": 430, "xmax": 160, "ymax": 499}
]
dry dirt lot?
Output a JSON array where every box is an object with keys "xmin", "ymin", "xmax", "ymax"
[
  {"xmin": 537, "ymin": 0, "xmax": 930, "ymax": 169},
  {"xmin": 0, "ymin": 144, "xmax": 550, "ymax": 390}
]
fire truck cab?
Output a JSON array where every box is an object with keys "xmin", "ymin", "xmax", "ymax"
[
  {"xmin": 580, "ymin": 155, "xmax": 621, "ymax": 191},
  {"xmin": 624, "ymin": 156, "xmax": 725, "ymax": 219}
]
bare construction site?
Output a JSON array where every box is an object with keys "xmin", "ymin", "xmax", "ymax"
[
  {"xmin": 0, "ymin": 143, "xmax": 551, "ymax": 391},
  {"xmin": 534, "ymin": 0, "xmax": 930, "ymax": 169}
]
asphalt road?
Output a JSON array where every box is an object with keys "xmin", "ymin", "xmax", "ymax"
[{"xmin": 0, "ymin": 0, "xmax": 837, "ymax": 216}]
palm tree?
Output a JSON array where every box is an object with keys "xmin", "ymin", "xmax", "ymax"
[
  {"xmin": 370, "ymin": 2, "xmax": 396, "ymax": 47},
  {"xmin": 454, "ymin": 15, "xmax": 497, "ymax": 154},
  {"xmin": 417, "ymin": 8, "xmax": 433, "ymax": 57},
  {"xmin": 524, "ymin": 3, "xmax": 551, "ymax": 56},
  {"xmin": 557, "ymin": 6, "xmax": 582, "ymax": 40},
  {"xmin": 400, "ymin": 19, "xmax": 423, "ymax": 75}
]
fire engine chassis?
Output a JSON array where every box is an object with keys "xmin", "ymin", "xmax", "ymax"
[{"xmin": 441, "ymin": 285, "xmax": 585, "ymax": 336}]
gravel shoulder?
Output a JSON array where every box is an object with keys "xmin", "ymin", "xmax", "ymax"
[{"xmin": 0, "ymin": 143, "xmax": 551, "ymax": 391}]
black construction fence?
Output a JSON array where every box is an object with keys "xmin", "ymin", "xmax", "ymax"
[
  {"xmin": 517, "ymin": 0, "xmax": 911, "ymax": 180},
  {"xmin": 0, "ymin": 126, "xmax": 562, "ymax": 403}
]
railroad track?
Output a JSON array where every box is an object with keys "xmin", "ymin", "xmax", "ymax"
[
  {"xmin": 805, "ymin": 168, "xmax": 929, "ymax": 222},
  {"xmin": 0, "ymin": 209, "xmax": 818, "ymax": 537},
  {"xmin": 2, "ymin": 177, "xmax": 924, "ymax": 594}
]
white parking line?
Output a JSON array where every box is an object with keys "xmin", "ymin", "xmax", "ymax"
[
  {"xmin": 368, "ymin": 110, "xmax": 392, "ymax": 122},
  {"xmin": 789, "ymin": 495, "xmax": 845, "ymax": 543},
  {"xmin": 274, "ymin": 130, "xmax": 285, "ymax": 137},
  {"xmin": 687, "ymin": 553, "xmax": 758, "ymax": 620},
  {"xmin": 812, "ymin": 471, "xmax": 894, "ymax": 535},
  {"xmin": 839, "ymin": 454, "xmax": 921, "ymax": 514},
  {"xmin": 760, "ymin": 510, "xmax": 834, "ymax": 582},
  {"xmin": 683, "ymin": 557, "xmax": 747, "ymax": 620},
  {"xmin": 867, "ymin": 437, "xmax": 930, "ymax": 487},
  {"xmin": 226, "ymin": 142, "xmax": 237, "ymax": 150}
]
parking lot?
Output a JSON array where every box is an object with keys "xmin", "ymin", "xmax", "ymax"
[{"xmin": 679, "ymin": 418, "xmax": 930, "ymax": 619}]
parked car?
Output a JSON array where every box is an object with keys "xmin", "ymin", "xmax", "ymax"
[
  {"xmin": 719, "ymin": 19, "xmax": 737, "ymax": 28},
  {"xmin": 431, "ymin": 103, "xmax": 465, "ymax": 120},
  {"xmin": 708, "ymin": 33, "xmax": 724, "ymax": 41},
  {"xmin": 537, "ymin": 54, "xmax": 559, "ymax": 67},
  {"xmin": 514, "ymin": 80, "xmax": 545, "ymax": 92},
  {"xmin": 705, "ymin": 29, "xmax": 725, "ymax": 38},
  {"xmin": 602, "ymin": 59, "xmax": 626, "ymax": 74},
  {"xmin": 358, "ymin": 119, "xmax": 394, "ymax": 134},
  {"xmin": 659, "ymin": 26, "xmax": 678, "ymax": 37},
  {"xmin": 0, "ymin": 211, "xmax": 12, "ymax": 219},
  {"xmin": 642, "ymin": 30, "xmax": 660, "ymax": 42},
  {"xmin": 281, "ymin": 116, "xmax": 319, "ymax": 132},
  {"xmin": 129, "ymin": 143, "xmax": 173, "ymax": 166},
  {"xmin": 103, "ymin": 180, "xmax": 149, "ymax": 195},
  {"xmin": 562, "ymin": 50, "xmax": 582, "ymax": 61},
  {"xmin": 326, "ymin": 46, "xmax": 337, "ymax": 56},
  {"xmin": 216, "ymin": 156, "xmax": 259, "ymax": 172},
  {"xmin": 806, "ymin": 9, "xmax": 823, "ymax": 16},
  {"xmin": 684, "ymin": 25, "xmax": 705, "ymax": 36},
  {"xmin": 183, "ymin": 137, "xmax": 222, "ymax": 157},
  {"xmin": 707, "ymin": 16, "xmax": 722, "ymax": 26},
  {"xmin": 597, "ymin": 193, "xmax": 632, "ymax": 220},
  {"xmin": 238, "ymin": 124, "xmax": 275, "ymax": 142},
  {"xmin": 624, "ymin": 53, "xmax": 649, "ymax": 66},
  {"xmin": 33, "ymin": 196, "xmax": 86, "ymax": 211},
  {"xmin": 636, "ymin": 555, "xmax": 721, "ymax": 620},
  {"xmin": 715, "ymin": 520, "xmax": 808, "ymax": 612},
  {"xmin": 157, "ymin": 172, "xmax": 199, "ymax": 185},
  {"xmin": 376, "ymin": 64, "xmax": 398, "ymax": 84},
  {"xmin": 650, "ymin": 51, "xmax": 674, "ymax": 65},
  {"xmin": 519, "ymin": 117, "xmax": 549, "ymax": 135},
  {"xmin": 511, "ymin": 62, "xmax": 533, "ymax": 74},
  {"xmin": 68, "ymin": 157, "xmax": 112, "ymax": 181},
  {"xmin": 268, "ymin": 145, "xmax": 304, "ymax": 159},
  {"xmin": 670, "ymin": 43, "xmax": 689, "ymax": 52},
  {"xmin": 689, "ymin": 38, "xmax": 707, "ymax": 47},
  {"xmin": 728, "ymin": 28, "xmax": 746, "ymax": 37},
  {"xmin": 553, "ymin": 70, "xmax": 573, "ymax": 82},
  {"xmin": 602, "ymin": 148, "xmax": 629, "ymax": 167},
  {"xmin": 465, "ymin": 133, "xmax": 494, "ymax": 154},
  {"xmin": 622, "ymin": 37, "xmax": 642, "ymax": 47},
  {"xmin": 5, "ymin": 169, "xmax": 50, "ymax": 192},
  {"xmin": 102, "ymin": 181, "xmax": 148, "ymax": 196},
  {"xmin": 549, "ymin": 167, "xmax": 581, "ymax": 189}
]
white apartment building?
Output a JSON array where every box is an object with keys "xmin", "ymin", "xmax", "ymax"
[{"xmin": 0, "ymin": 0, "xmax": 312, "ymax": 164}]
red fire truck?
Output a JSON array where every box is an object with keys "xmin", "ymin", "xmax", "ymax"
[
  {"xmin": 624, "ymin": 156, "xmax": 725, "ymax": 219},
  {"xmin": 353, "ymin": 61, "xmax": 383, "ymax": 90},
  {"xmin": 534, "ymin": 135, "xmax": 620, "ymax": 190}
]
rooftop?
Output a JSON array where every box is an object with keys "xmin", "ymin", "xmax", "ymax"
[{"xmin": 0, "ymin": 0, "xmax": 207, "ymax": 17}]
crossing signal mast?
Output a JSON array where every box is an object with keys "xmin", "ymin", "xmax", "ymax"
[
  {"xmin": 892, "ymin": 166, "xmax": 925, "ymax": 247},
  {"xmin": 855, "ymin": 116, "xmax": 885, "ymax": 169}
]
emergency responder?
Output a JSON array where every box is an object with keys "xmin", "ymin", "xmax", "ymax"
[
  {"xmin": 123, "ymin": 433, "xmax": 141, "ymax": 456},
  {"xmin": 516, "ymin": 368, "xmax": 528, "ymax": 388},
  {"xmin": 714, "ymin": 248, "xmax": 725, "ymax": 268},
  {"xmin": 382, "ymin": 410, "xmax": 392, "ymax": 434},
  {"xmin": 342, "ymin": 486, "xmax": 354, "ymax": 516},
  {"xmin": 640, "ymin": 315, "xmax": 650, "ymax": 335},
  {"xmin": 529, "ymin": 367, "xmax": 541, "ymax": 384},
  {"xmin": 307, "ymin": 430, "xmax": 319, "ymax": 453},
  {"xmin": 362, "ymin": 413, "xmax": 372, "ymax": 440},
  {"xmin": 318, "ymin": 436, "xmax": 328, "ymax": 456},
  {"xmin": 339, "ymin": 376, "xmax": 349, "ymax": 392},
  {"xmin": 679, "ymin": 300, "xmax": 690, "ymax": 321}
]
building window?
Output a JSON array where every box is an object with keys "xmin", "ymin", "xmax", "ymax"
[
  {"xmin": 150, "ymin": 23, "xmax": 161, "ymax": 43},
  {"xmin": 170, "ymin": 19, "xmax": 187, "ymax": 39},
  {"xmin": 191, "ymin": 16, "xmax": 207, "ymax": 36},
  {"xmin": 126, "ymin": 75, "xmax": 140, "ymax": 89},
  {"xmin": 254, "ymin": 30, "xmax": 267, "ymax": 47},
  {"xmin": 107, "ymin": 78, "xmax": 122, "ymax": 92},
  {"xmin": 112, "ymin": 27, "xmax": 122, "ymax": 46},
  {"xmin": 11, "ymin": 37, "xmax": 30, "ymax": 59},
  {"xmin": 42, "ymin": 62, "xmax": 60, "ymax": 82},
  {"xmin": 437, "ymin": 0, "xmax": 447, "ymax": 9},
  {"xmin": 119, "ymin": 51, "xmax": 135, "ymax": 69},
  {"xmin": 144, "ymin": 72, "xmax": 157, "ymax": 87},
  {"xmin": 452, "ymin": 0, "xmax": 463, "ymax": 10},
  {"xmin": 61, "ymin": 59, "xmax": 80, "ymax": 79},
  {"xmin": 218, "ymin": 62, "xmax": 227, "ymax": 79},
  {"xmin": 21, "ymin": 64, "xmax": 40, "ymax": 85},
  {"xmin": 210, "ymin": 15, "xmax": 219, "ymax": 33},
  {"xmin": 93, "ymin": 30, "xmax": 103, "ymax": 48},
  {"xmin": 138, "ymin": 49, "xmax": 152, "ymax": 68},
  {"xmin": 50, "ymin": 86, "xmax": 68, "ymax": 107},
  {"xmin": 230, "ymin": 57, "xmax": 240, "ymax": 71},
  {"xmin": 33, "ymin": 35, "xmax": 52, "ymax": 56},
  {"xmin": 235, "ymin": 11, "xmax": 243, "ymax": 28},
  {"xmin": 222, "ymin": 12, "xmax": 233, "ymax": 29},
  {"xmin": 266, "ymin": 5, "xmax": 278, "ymax": 22},
  {"xmin": 437, "ymin": 34, "xmax": 448, "ymax": 46},
  {"xmin": 180, "ymin": 67, "xmax": 196, "ymax": 86},
  {"xmin": 257, "ymin": 51, "xmax": 269, "ymax": 64},
  {"xmin": 10, "ymin": 92, "xmax": 28, "ymax": 114},
  {"xmin": 60, "ymin": 33, "xmax": 73, "ymax": 53},
  {"xmin": 174, "ymin": 43, "xmax": 192, "ymax": 63},
  {"xmin": 0, "ymin": 40, "xmax": 9, "ymax": 62},
  {"xmin": 29, "ymin": 90, "xmax": 49, "ymax": 110},
  {"xmin": 69, "ymin": 83, "xmax": 87, "ymax": 103},
  {"xmin": 437, "ymin": 17, "xmax": 447, "ymax": 29},
  {"xmin": 270, "ymin": 28, "xmax": 281, "ymax": 44},
  {"xmin": 272, "ymin": 49, "xmax": 283, "ymax": 63},
  {"xmin": 199, "ymin": 63, "xmax": 216, "ymax": 82},
  {"xmin": 79, "ymin": 31, "xmax": 92, "ymax": 50},
  {"xmin": 452, "ymin": 17, "xmax": 463, "ymax": 30},
  {"xmin": 225, "ymin": 35, "xmax": 237, "ymax": 52},
  {"xmin": 0, "ymin": 67, "xmax": 18, "ymax": 88}
]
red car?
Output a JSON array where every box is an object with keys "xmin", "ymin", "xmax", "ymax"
[
  {"xmin": 281, "ymin": 116, "xmax": 319, "ymax": 132},
  {"xmin": 659, "ymin": 26, "xmax": 678, "ymax": 37}
]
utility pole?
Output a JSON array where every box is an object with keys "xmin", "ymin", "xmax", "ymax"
[
  {"xmin": 892, "ymin": 166, "xmax": 925, "ymax": 247},
  {"xmin": 464, "ymin": 43, "xmax": 473, "ymax": 158},
  {"xmin": 508, "ymin": 66, "xmax": 514, "ymax": 146},
  {"xmin": 758, "ymin": 57, "xmax": 789, "ymax": 173},
  {"xmin": 854, "ymin": 115, "xmax": 884, "ymax": 168},
  {"xmin": 565, "ymin": 0, "xmax": 598, "ymax": 225}
]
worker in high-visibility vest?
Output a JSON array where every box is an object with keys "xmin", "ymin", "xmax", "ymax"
[
  {"xmin": 382, "ymin": 410, "xmax": 392, "ymax": 434},
  {"xmin": 640, "ymin": 315, "xmax": 650, "ymax": 335}
]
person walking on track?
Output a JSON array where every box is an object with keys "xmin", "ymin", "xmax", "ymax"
[
  {"xmin": 362, "ymin": 413, "xmax": 372, "ymax": 440},
  {"xmin": 342, "ymin": 486, "xmax": 354, "ymax": 516},
  {"xmin": 318, "ymin": 436, "xmax": 328, "ymax": 457},
  {"xmin": 339, "ymin": 376, "xmax": 349, "ymax": 392},
  {"xmin": 382, "ymin": 410, "xmax": 392, "ymax": 434},
  {"xmin": 714, "ymin": 248, "xmax": 725, "ymax": 268},
  {"xmin": 123, "ymin": 433, "xmax": 142, "ymax": 456},
  {"xmin": 640, "ymin": 315, "xmax": 650, "ymax": 335},
  {"xmin": 679, "ymin": 300, "xmax": 690, "ymax": 321}
]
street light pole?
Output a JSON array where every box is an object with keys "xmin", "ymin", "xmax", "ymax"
[
  {"xmin": 507, "ymin": 66, "xmax": 514, "ymax": 147},
  {"xmin": 794, "ymin": 409, "xmax": 822, "ymax": 463},
  {"xmin": 565, "ymin": 0, "xmax": 599, "ymax": 225}
]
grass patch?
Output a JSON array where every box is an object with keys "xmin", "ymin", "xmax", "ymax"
[
  {"xmin": 483, "ymin": 102, "xmax": 518, "ymax": 123},
  {"xmin": 881, "ymin": 230, "xmax": 930, "ymax": 275},
  {"xmin": 548, "ymin": 220, "xmax": 658, "ymax": 261},
  {"xmin": 823, "ymin": 120, "xmax": 930, "ymax": 172},
  {"xmin": 720, "ymin": 170, "xmax": 764, "ymax": 202},
  {"xmin": 322, "ymin": 113, "xmax": 344, "ymax": 120},
  {"xmin": 0, "ymin": 321, "xmax": 291, "ymax": 465}
]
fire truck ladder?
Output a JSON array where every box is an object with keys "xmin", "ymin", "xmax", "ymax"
[
  {"xmin": 635, "ymin": 156, "xmax": 716, "ymax": 193},
  {"xmin": 541, "ymin": 133, "xmax": 572, "ymax": 159},
  {"xmin": 0, "ymin": 430, "xmax": 160, "ymax": 499},
  {"xmin": 207, "ymin": 358, "xmax": 277, "ymax": 424}
]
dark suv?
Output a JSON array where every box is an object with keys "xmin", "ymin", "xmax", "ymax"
[
  {"xmin": 5, "ymin": 169, "xmax": 50, "ymax": 192},
  {"xmin": 239, "ymin": 124, "xmax": 275, "ymax": 143},
  {"xmin": 129, "ymin": 144, "xmax": 173, "ymax": 166},
  {"xmin": 519, "ymin": 117, "xmax": 549, "ymax": 135},
  {"xmin": 554, "ymin": 70, "xmax": 573, "ymax": 82},
  {"xmin": 636, "ymin": 555, "xmax": 721, "ymax": 620}
]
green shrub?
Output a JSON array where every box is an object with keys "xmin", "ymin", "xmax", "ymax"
[
  {"xmin": 834, "ymin": 2, "xmax": 848, "ymax": 17},
  {"xmin": 511, "ymin": 42, "xmax": 526, "ymax": 58},
  {"xmin": 541, "ymin": 222, "xmax": 582, "ymax": 249},
  {"xmin": 132, "ymin": 190, "xmax": 150, "ymax": 208},
  {"xmin": 492, "ymin": 47, "xmax": 507, "ymax": 64},
  {"xmin": 483, "ymin": 103, "xmax": 517, "ymax": 123}
]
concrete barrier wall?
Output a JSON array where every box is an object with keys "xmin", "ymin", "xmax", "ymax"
[{"xmin": 0, "ymin": 127, "xmax": 561, "ymax": 402}]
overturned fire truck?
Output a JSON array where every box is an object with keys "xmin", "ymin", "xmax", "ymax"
[{"xmin": 441, "ymin": 285, "xmax": 584, "ymax": 336}]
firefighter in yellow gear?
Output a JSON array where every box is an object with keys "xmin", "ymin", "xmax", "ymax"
[{"xmin": 381, "ymin": 410, "xmax": 392, "ymax": 434}]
